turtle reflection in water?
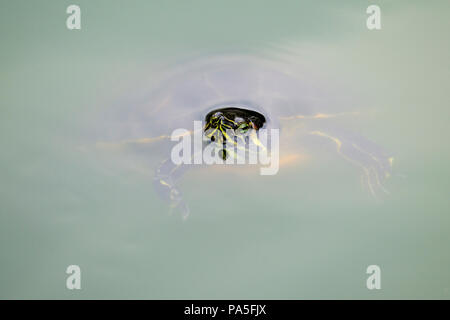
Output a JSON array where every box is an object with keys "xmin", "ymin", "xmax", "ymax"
[{"xmin": 102, "ymin": 55, "xmax": 394, "ymax": 219}]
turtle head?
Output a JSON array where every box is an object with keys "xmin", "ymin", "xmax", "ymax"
[{"xmin": 203, "ymin": 106, "xmax": 266, "ymax": 159}]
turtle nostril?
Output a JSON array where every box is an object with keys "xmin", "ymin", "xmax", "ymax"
[{"xmin": 210, "ymin": 136, "xmax": 215, "ymax": 142}]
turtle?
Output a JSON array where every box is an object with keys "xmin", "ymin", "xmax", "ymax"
[{"xmin": 96, "ymin": 54, "xmax": 394, "ymax": 219}]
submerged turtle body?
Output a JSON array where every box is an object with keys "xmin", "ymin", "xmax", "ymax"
[
  {"xmin": 107, "ymin": 55, "xmax": 326, "ymax": 141},
  {"xmin": 103, "ymin": 54, "xmax": 393, "ymax": 219}
]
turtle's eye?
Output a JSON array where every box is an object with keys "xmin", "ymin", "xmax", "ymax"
[
  {"xmin": 236, "ymin": 122, "xmax": 249, "ymax": 134},
  {"xmin": 212, "ymin": 112, "xmax": 222, "ymax": 120}
]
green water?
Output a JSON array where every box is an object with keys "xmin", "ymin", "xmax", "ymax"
[{"xmin": 1, "ymin": 0, "xmax": 449, "ymax": 299}]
